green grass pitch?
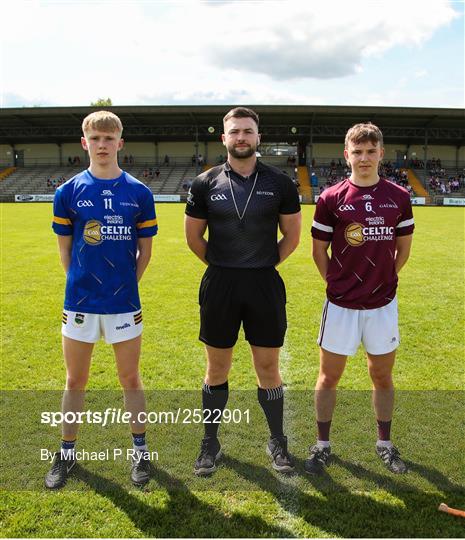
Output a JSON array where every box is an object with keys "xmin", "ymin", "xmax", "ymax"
[{"xmin": 0, "ymin": 202, "xmax": 464, "ymax": 538}]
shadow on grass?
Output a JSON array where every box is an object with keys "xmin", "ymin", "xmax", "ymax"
[
  {"xmin": 223, "ymin": 454, "xmax": 465, "ymax": 538},
  {"xmin": 74, "ymin": 463, "xmax": 294, "ymax": 538}
]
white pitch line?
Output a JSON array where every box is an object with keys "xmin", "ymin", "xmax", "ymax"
[{"xmin": 273, "ymin": 337, "xmax": 307, "ymax": 536}]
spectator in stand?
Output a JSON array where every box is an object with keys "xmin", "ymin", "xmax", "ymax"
[
  {"xmin": 163, "ymin": 154, "xmax": 170, "ymax": 166},
  {"xmin": 68, "ymin": 157, "xmax": 73, "ymax": 166},
  {"xmin": 123, "ymin": 155, "xmax": 128, "ymax": 164},
  {"xmin": 429, "ymin": 177, "xmax": 439, "ymax": 192},
  {"xmin": 398, "ymin": 171, "xmax": 408, "ymax": 188},
  {"xmin": 128, "ymin": 155, "xmax": 134, "ymax": 165},
  {"xmin": 287, "ymin": 155, "xmax": 296, "ymax": 166},
  {"xmin": 409, "ymin": 157, "xmax": 424, "ymax": 168},
  {"xmin": 155, "ymin": 168, "xmax": 160, "ymax": 178}
]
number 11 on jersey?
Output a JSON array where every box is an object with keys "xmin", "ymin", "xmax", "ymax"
[{"xmin": 104, "ymin": 198, "xmax": 113, "ymax": 210}]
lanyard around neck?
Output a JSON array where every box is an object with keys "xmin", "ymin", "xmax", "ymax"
[{"xmin": 226, "ymin": 170, "xmax": 258, "ymax": 222}]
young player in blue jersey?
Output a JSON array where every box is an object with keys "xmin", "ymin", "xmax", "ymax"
[{"xmin": 46, "ymin": 111, "xmax": 158, "ymax": 489}]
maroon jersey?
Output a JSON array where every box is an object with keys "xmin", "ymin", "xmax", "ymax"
[{"xmin": 311, "ymin": 178, "xmax": 414, "ymax": 309}]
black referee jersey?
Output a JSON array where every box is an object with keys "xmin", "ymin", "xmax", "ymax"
[{"xmin": 185, "ymin": 161, "xmax": 300, "ymax": 268}]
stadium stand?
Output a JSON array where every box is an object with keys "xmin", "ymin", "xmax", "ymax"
[
  {"xmin": 0, "ymin": 167, "xmax": 16, "ymax": 182},
  {"xmin": 2, "ymin": 154, "xmax": 464, "ymax": 207},
  {"xmin": 1, "ymin": 105, "xmax": 463, "ymax": 204},
  {"xmin": 306, "ymin": 160, "xmax": 427, "ymax": 202},
  {"xmin": 0, "ymin": 161, "xmax": 300, "ymax": 202},
  {"xmin": 405, "ymin": 169, "xmax": 429, "ymax": 198},
  {"xmin": 411, "ymin": 165, "xmax": 465, "ymax": 198},
  {"xmin": 297, "ymin": 166, "xmax": 312, "ymax": 201},
  {"xmin": 1, "ymin": 166, "xmax": 81, "ymax": 198}
]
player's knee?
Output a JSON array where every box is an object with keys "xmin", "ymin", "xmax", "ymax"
[
  {"xmin": 317, "ymin": 372, "xmax": 340, "ymax": 389},
  {"xmin": 370, "ymin": 371, "xmax": 393, "ymax": 389},
  {"xmin": 206, "ymin": 367, "xmax": 229, "ymax": 386},
  {"xmin": 253, "ymin": 354, "xmax": 279, "ymax": 374},
  {"xmin": 118, "ymin": 372, "xmax": 141, "ymax": 390},
  {"xmin": 206, "ymin": 364, "xmax": 230, "ymax": 383},
  {"xmin": 255, "ymin": 363, "xmax": 278, "ymax": 379},
  {"xmin": 66, "ymin": 375, "xmax": 88, "ymax": 390}
]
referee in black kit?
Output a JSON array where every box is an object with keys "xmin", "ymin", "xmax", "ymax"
[{"xmin": 185, "ymin": 107, "xmax": 302, "ymax": 476}]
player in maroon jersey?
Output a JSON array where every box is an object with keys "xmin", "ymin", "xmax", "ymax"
[{"xmin": 306, "ymin": 122, "xmax": 414, "ymax": 475}]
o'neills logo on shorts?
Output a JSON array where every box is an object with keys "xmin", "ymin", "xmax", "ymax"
[
  {"xmin": 83, "ymin": 220, "xmax": 132, "ymax": 245},
  {"xmin": 345, "ymin": 222, "xmax": 394, "ymax": 246},
  {"xmin": 115, "ymin": 323, "xmax": 131, "ymax": 331}
]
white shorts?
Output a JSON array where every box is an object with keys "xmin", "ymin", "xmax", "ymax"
[
  {"xmin": 317, "ymin": 298, "xmax": 399, "ymax": 356},
  {"xmin": 62, "ymin": 310, "xmax": 143, "ymax": 344}
]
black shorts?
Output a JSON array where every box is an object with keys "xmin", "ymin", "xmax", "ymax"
[{"xmin": 198, "ymin": 265, "xmax": 287, "ymax": 348}]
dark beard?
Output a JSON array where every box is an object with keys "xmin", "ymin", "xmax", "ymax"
[{"xmin": 227, "ymin": 144, "xmax": 256, "ymax": 159}]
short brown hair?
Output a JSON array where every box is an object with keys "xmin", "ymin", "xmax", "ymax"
[
  {"xmin": 223, "ymin": 107, "xmax": 259, "ymax": 128},
  {"xmin": 82, "ymin": 111, "xmax": 123, "ymax": 136},
  {"xmin": 345, "ymin": 122, "xmax": 383, "ymax": 148}
]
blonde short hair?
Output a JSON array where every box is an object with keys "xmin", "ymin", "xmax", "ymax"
[
  {"xmin": 82, "ymin": 111, "xmax": 123, "ymax": 136},
  {"xmin": 345, "ymin": 122, "xmax": 383, "ymax": 148}
]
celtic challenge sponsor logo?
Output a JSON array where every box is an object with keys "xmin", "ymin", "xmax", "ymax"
[
  {"xmin": 345, "ymin": 222, "xmax": 365, "ymax": 246},
  {"xmin": 345, "ymin": 222, "xmax": 395, "ymax": 246},
  {"xmin": 83, "ymin": 220, "xmax": 133, "ymax": 245},
  {"xmin": 83, "ymin": 220, "xmax": 103, "ymax": 245}
]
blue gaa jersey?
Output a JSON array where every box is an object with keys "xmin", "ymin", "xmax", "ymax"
[{"xmin": 52, "ymin": 169, "xmax": 157, "ymax": 314}]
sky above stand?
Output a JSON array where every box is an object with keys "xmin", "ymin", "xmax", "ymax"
[{"xmin": 1, "ymin": 0, "xmax": 464, "ymax": 108}]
